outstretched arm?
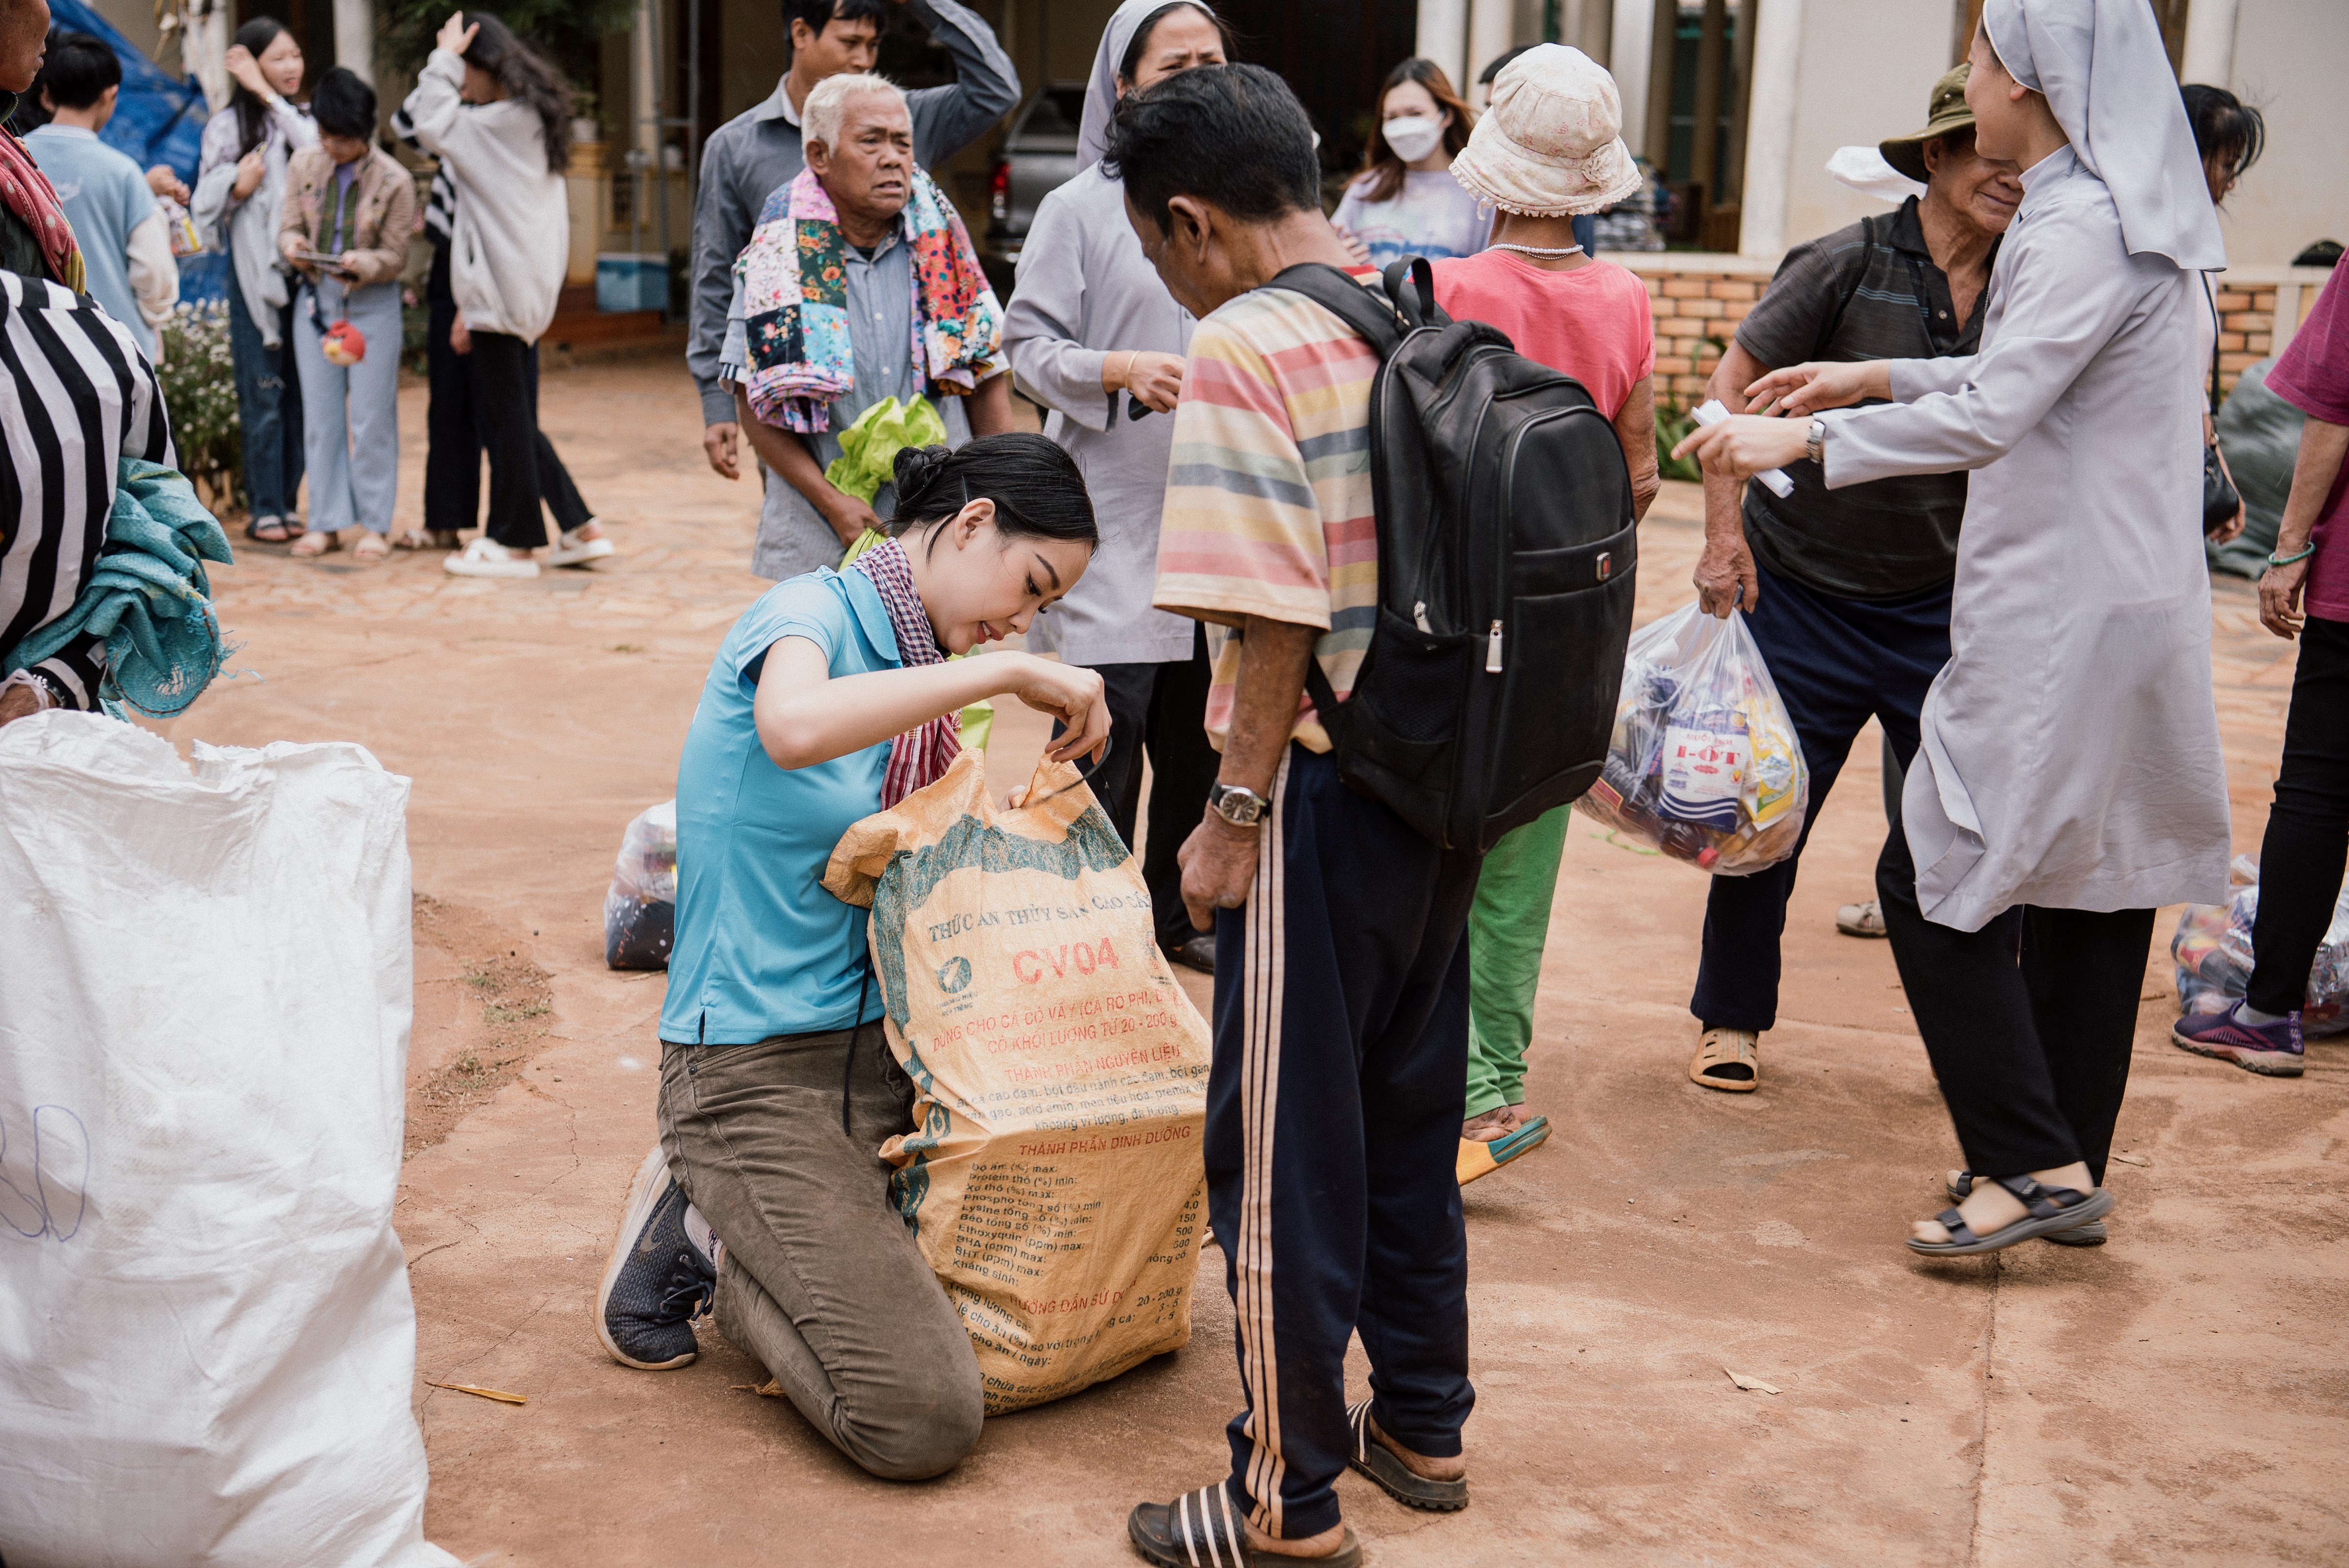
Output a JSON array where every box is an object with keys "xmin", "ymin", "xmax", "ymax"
[{"xmin": 753, "ymin": 637, "xmax": 1106, "ymax": 769}]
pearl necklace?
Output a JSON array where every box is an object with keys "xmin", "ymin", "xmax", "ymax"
[{"xmin": 1490, "ymin": 243, "xmax": 1585, "ymax": 258}]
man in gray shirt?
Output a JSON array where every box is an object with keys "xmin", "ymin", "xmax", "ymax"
[
  {"xmin": 691, "ymin": 0, "xmax": 1017, "ymax": 482},
  {"xmin": 1680, "ymin": 65, "xmax": 2018, "ymax": 1098}
]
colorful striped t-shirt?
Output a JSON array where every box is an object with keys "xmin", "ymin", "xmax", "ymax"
[{"xmin": 1152, "ymin": 274, "xmax": 1381, "ymax": 753}]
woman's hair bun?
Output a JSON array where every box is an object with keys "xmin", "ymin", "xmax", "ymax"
[{"xmin": 891, "ymin": 443, "xmax": 953, "ymax": 501}]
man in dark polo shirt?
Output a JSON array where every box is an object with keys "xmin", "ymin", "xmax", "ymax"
[{"xmin": 1681, "ymin": 64, "xmax": 2021, "ymax": 1094}]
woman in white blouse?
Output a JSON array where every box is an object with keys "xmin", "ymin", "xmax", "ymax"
[{"xmin": 191, "ymin": 20, "xmax": 314, "ymax": 545}]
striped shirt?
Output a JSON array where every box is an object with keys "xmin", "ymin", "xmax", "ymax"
[
  {"xmin": 1153, "ymin": 275, "xmax": 1381, "ymax": 753},
  {"xmin": 0, "ymin": 271, "xmax": 176, "ymax": 709},
  {"xmin": 388, "ymin": 106, "xmax": 456, "ymax": 244}
]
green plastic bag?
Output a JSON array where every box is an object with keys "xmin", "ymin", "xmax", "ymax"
[{"xmin": 824, "ymin": 395, "xmax": 949, "ymax": 503}]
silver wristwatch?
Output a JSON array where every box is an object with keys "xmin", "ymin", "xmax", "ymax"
[
  {"xmin": 1805, "ymin": 418, "xmax": 1826, "ymax": 465},
  {"xmin": 1208, "ymin": 783, "xmax": 1270, "ymax": 828}
]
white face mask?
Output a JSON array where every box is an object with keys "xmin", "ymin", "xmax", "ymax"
[{"xmin": 1381, "ymin": 114, "xmax": 1445, "ymax": 164}]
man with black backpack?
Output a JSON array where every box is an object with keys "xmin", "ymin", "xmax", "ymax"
[
  {"xmin": 1681, "ymin": 65, "xmax": 2020, "ymax": 1096},
  {"xmin": 1104, "ymin": 64, "xmax": 1477, "ymax": 1568}
]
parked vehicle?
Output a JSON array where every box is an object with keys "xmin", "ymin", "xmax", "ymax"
[{"xmin": 980, "ymin": 82, "xmax": 1087, "ymax": 298}]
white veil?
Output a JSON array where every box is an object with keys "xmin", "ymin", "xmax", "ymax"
[
  {"xmin": 1074, "ymin": 0, "xmax": 1217, "ymax": 168},
  {"xmin": 1980, "ymin": 0, "xmax": 2224, "ymax": 270}
]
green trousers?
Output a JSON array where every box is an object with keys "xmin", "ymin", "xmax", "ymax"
[{"xmin": 1465, "ymin": 804, "xmax": 1571, "ymax": 1119}]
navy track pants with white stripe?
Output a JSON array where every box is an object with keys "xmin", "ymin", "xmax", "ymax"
[{"xmin": 1209, "ymin": 743, "xmax": 1482, "ymax": 1540}]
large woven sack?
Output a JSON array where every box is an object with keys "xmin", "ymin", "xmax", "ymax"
[
  {"xmin": 823, "ymin": 748, "xmax": 1210, "ymax": 1413},
  {"xmin": 0, "ymin": 712, "xmax": 454, "ymax": 1568}
]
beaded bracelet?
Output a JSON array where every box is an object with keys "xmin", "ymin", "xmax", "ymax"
[{"xmin": 2267, "ymin": 542, "xmax": 2317, "ymax": 568}]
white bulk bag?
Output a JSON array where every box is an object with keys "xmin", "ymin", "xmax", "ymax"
[{"xmin": 0, "ymin": 713, "xmax": 454, "ymax": 1568}]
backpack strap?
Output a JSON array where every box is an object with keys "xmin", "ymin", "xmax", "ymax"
[
  {"xmin": 1263, "ymin": 261, "xmax": 1406, "ymax": 358},
  {"xmin": 1381, "ymin": 256, "xmax": 1453, "ymax": 330}
]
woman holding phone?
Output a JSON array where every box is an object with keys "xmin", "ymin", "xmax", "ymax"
[{"xmin": 1676, "ymin": 0, "xmax": 2230, "ymax": 1260}]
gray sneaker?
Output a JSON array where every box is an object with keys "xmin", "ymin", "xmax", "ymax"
[{"xmin": 595, "ymin": 1145, "xmax": 716, "ymax": 1370}]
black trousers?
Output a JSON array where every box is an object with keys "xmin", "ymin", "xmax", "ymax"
[
  {"xmin": 1877, "ymin": 785, "xmax": 2153, "ymax": 1186},
  {"xmin": 1690, "ymin": 560, "xmax": 1952, "ymax": 1032},
  {"xmin": 1060, "ymin": 624, "xmax": 1221, "ymax": 952},
  {"xmin": 2248, "ymin": 615, "xmax": 2349, "ymax": 1015},
  {"xmin": 426, "ymin": 242, "xmax": 591, "ymax": 542}
]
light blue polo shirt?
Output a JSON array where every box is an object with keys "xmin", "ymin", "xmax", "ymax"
[
  {"xmin": 25, "ymin": 124, "xmax": 159, "ymax": 356},
  {"xmin": 661, "ymin": 567, "xmax": 897, "ymax": 1045}
]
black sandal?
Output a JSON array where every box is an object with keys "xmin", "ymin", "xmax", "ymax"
[
  {"xmin": 1127, "ymin": 1485, "xmax": 1361, "ymax": 1568},
  {"xmin": 1345, "ymin": 1399, "xmax": 1469, "ymax": 1511},
  {"xmin": 1909, "ymin": 1174, "xmax": 2112, "ymax": 1257},
  {"xmin": 1947, "ymin": 1171, "xmax": 2107, "ymax": 1246},
  {"xmin": 244, "ymin": 516, "xmax": 304, "ymax": 544}
]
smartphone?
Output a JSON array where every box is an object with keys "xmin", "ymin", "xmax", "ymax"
[{"xmin": 294, "ymin": 250, "xmax": 357, "ymax": 275}]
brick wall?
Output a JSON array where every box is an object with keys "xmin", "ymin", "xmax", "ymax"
[
  {"xmin": 1637, "ymin": 267, "xmax": 1764, "ymax": 406},
  {"xmin": 1608, "ymin": 254, "xmax": 2333, "ymax": 404}
]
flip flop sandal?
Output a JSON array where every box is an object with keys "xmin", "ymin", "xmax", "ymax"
[
  {"xmin": 1946, "ymin": 1171, "xmax": 2106, "ymax": 1245},
  {"xmin": 1346, "ymin": 1399, "xmax": 1468, "ymax": 1511},
  {"xmin": 1907, "ymin": 1174, "xmax": 2112, "ymax": 1257},
  {"xmin": 1126, "ymin": 1485, "xmax": 1361, "ymax": 1568},
  {"xmin": 1688, "ymin": 1029, "xmax": 1759, "ymax": 1093},
  {"xmin": 1457, "ymin": 1116, "xmax": 1550, "ymax": 1186},
  {"xmin": 1836, "ymin": 900, "xmax": 1889, "ymax": 937}
]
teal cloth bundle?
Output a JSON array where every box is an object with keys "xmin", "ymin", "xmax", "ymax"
[{"xmin": 4, "ymin": 458, "xmax": 233, "ymax": 716}]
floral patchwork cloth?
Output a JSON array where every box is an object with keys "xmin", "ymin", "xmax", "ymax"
[{"xmin": 739, "ymin": 165, "xmax": 1006, "ymax": 433}]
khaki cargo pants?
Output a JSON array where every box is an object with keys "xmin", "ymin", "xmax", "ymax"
[{"xmin": 657, "ymin": 1025, "xmax": 983, "ymax": 1479}]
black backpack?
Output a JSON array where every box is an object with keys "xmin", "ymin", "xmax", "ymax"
[{"xmin": 1265, "ymin": 259, "xmax": 1639, "ymax": 854}]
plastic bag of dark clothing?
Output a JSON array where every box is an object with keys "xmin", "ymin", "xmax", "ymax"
[
  {"xmin": 2209, "ymin": 358, "xmax": 2305, "ymax": 579},
  {"xmin": 2173, "ymin": 854, "xmax": 2349, "ymax": 1035},
  {"xmin": 1577, "ymin": 603, "xmax": 1808, "ymax": 875},
  {"xmin": 603, "ymin": 800, "xmax": 676, "ymax": 970}
]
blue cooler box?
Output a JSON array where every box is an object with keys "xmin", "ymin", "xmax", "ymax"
[{"xmin": 596, "ymin": 253, "xmax": 667, "ymax": 312}]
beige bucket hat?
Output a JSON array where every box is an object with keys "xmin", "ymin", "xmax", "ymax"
[{"xmin": 1448, "ymin": 43, "xmax": 1644, "ymax": 218}]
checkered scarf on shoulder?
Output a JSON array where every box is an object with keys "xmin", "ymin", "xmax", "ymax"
[{"xmin": 850, "ymin": 534, "xmax": 960, "ymax": 807}]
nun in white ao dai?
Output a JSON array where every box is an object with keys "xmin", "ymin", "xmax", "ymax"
[{"xmin": 1813, "ymin": 3, "xmax": 2233, "ymax": 933}]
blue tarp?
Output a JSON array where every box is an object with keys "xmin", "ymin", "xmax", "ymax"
[
  {"xmin": 42, "ymin": 0, "xmax": 222, "ymax": 302},
  {"xmin": 45, "ymin": 0, "xmax": 209, "ymax": 184}
]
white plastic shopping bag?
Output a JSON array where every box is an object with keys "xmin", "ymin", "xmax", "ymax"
[
  {"xmin": 0, "ymin": 712, "xmax": 455, "ymax": 1568},
  {"xmin": 1577, "ymin": 602, "xmax": 1809, "ymax": 875}
]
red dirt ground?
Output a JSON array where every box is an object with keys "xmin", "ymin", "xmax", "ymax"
[{"xmin": 143, "ymin": 357, "xmax": 2348, "ymax": 1565}]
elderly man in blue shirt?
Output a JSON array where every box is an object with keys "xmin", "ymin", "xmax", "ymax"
[
  {"xmin": 690, "ymin": 0, "xmax": 1016, "ymax": 492},
  {"xmin": 719, "ymin": 71, "xmax": 1014, "ymax": 581}
]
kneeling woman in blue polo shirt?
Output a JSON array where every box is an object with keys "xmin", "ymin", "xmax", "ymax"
[{"xmin": 595, "ymin": 434, "xmax": 1105, "ymax": 1479}]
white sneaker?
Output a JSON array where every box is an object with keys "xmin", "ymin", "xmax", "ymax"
[
  {"xmin": 544, "ymin": 522, "xmax": 616, "ymax": 568},
  {"xmin": 443, "ymin": 537, "xmax": 540, "ymax": 578}
]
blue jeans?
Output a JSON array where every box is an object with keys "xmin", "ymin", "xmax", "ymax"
[
  {"xmin": 226, "ymin": 251, "xmax": 305, "ymax": 521},
  {"xmin": 292, "ymin": 277, "xmax": 402, "ymax": 534},
  {"xmin": 1689, "ymin": 557, "xmax": 1953, "ymax": 1033}
]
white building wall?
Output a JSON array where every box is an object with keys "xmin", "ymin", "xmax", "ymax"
[
  {"xmin": 1776, "ymin": 0, "xmax": 1948, "ymax": 251},
  {"xmin": 2206, "ymin": 0, "xmax": 2349, "ymax": 268}
]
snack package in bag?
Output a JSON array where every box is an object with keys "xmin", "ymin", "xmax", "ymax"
[
  {"xmin": 0, "ymin": 713, "xmax": 455, "ymax": 1568},
  {"xmin": 822, "ymin": 749, "xmax": 1210, "ymax": 1413},
  {"xmin": 2172, "ymin": 854, "xmax": 2349, "ymax": 1035},
  {"xmin": 1577, "ymin": 602, "xmax": 1808, "ymax": 875},
  {"xmin": 602, "ymin": 799, "xmax": 677, "ymax": 970}
]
